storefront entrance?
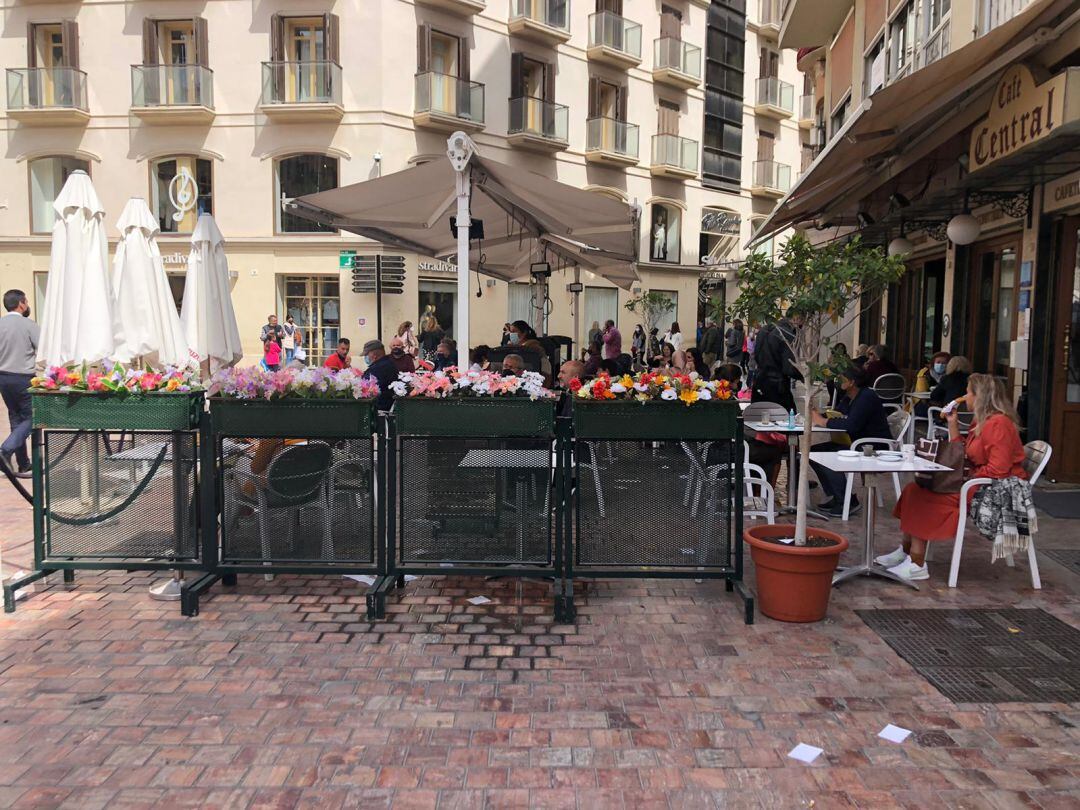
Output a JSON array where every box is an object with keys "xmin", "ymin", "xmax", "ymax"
[
  {"xmin": 418, "ymin": 280, "xmax": 456, "ymax": 356},
  {"xmin": 960, "ymin": 235, "xmax": 1021, "ymax": 379},
  {"xmin": 1048, "ymin": 216, "xmax": 1080, "ymax": 481},
  {"xmin": 887, "ymin": 256, "xmax": 945, "ymax": 374}
]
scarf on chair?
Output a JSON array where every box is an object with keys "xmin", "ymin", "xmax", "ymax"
[{"xmin": 970, "ymin": 477, "xmax": 1038, "ymax": 564}]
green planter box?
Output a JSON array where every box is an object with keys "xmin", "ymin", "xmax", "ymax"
[
  {"xmin": 32, "ymin": 391, "xmax": 204, "ymax": 431},
  {"xmin": 209, "ymin": 397, "xmax": 374, "ymax": 438},
  {"xmin": 573, "ymin": 399, "xmax": 739, "ymax": 440},
  {"xmin": 395, "ymin": 397, "xmax": 556, "ymax": 438}
]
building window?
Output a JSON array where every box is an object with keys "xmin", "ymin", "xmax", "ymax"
[
  {"xmin": 151, "ymin": 157, "xmax": 213, "ymax": 233},
  {"xmin": 584, "ymin": 287, "xmax": 619, "ymax": 338},
  {"xmin": 925, "ymin": 0, "xmax": 951, "ymax": 33},
  {"xmin": 651, "ymin": 290, "xmax": 679, "ymax": 329},
  {"xmin": 864, "ymin": 34, "xmax": 886, "ymax": 98},
  {"xmin": 29, "ymin": 156, "xmax": 89, "ymax": 233},
  {"xmin": 276, "ymin": 154, "xmax": 338, "ymax": 233},
  {"xmin": 750, "ymin": 217, "xmax": 774, "ymax": 258},
  {"xmin": 830, "ymin": 95, "xmax": 850, "ymax": 136},
  {"xmin": 650, "ymin": 203, "xmax": 681, "ymax": 264},
  {"xmin": 702, "ymin": 0, "xmax": 745, "ymax": 191},
  {"xmin": 418, "ymin": 280, "xmax": 457, "ymax": 343},
  {"xmin": 282, "ymin": 275, "xmax": 340, "ymax": 365},
  {"xmin": 890, "ymin": 1, "xmax": 916, "ymax": 78},
  {"xmin": 700, "ymin": 207, "xmax": 740, "ymax": 265},
  {"xmin": 508, "ymin": 282, "xmax": 533, "ymax": 324}
]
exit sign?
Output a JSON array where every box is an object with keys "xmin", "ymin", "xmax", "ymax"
[{"xmin": 339, "ymin": 250, "xmax": 357, "ymax": 269}]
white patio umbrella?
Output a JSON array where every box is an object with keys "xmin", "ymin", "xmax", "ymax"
[
  {"xmin": 180, "ymin": 213, "xmax": 242, "ymax": 376},
  {"xmin": 37, "ymin": 170, "xmax": 120, "ymax": 367},
  {"xmin": 112, "ymin": 197, "xmax": 192, "ymax": 369}
]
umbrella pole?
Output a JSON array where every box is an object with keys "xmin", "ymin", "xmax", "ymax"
[
  {"xmin": 573, "ymin": 267, "xmax": 581, "ymax": 360},
  {"xmin": 448, "ymin": 133, "xmax": 474, "ymax": 370}
]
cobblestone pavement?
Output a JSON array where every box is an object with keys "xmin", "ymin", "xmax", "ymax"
[{"xmin": 0, "ymin": 419, "xmax": 1078, "ymax": 808}]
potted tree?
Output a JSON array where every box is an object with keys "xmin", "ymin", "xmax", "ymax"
[
  {"xmin": 624, "ymin": 291, "xmax": 675, "ymax": 364},
  {"xmin": 728, "ymin": 234, "xmax": 904, "ymax": 622}
]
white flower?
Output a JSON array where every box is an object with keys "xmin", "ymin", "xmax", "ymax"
[
  {"xmin": 633, "ymin": 382, "xmax": 649, "ymax": 392},
  {"xmin": 610, "ymin": 383, "xmax": 626, "ymax": 394},
  {"xmin": 660, "ymin": 388, "xmax": 677, "ymax": 401},
  {"xmin": 698, "ymin": 389, "xmax": 712, "ymax": 401},
  {"xmin": 390, "ymin": 381, "xmax": 407, "ymax": 397}
]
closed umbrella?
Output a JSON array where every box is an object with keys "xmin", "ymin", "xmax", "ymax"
[
  {"xmin": 37, "ymin": 170, "xmax": 120, "ymax": 367},
  {"xmin": 180, "ymin": 213, "xmax": 241, "ymax": 376},
  {"xmin": 112, "ymin": 197, "xmax": 192, "ymax": 369}
]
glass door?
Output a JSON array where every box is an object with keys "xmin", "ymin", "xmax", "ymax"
[
  {"xmin": 1049, "ymin": 216, "xmax": 1080, "ymax": 481},
  {"xmin": 282, "ymin": 276, "xmax": 339, "ymax": 365},
  {"xmin": 162, "ymin": 22, "xmax": 196, "ymax": 105},
  {"xmin": 287, "ymin": 19, "xmax": 325, "ymax": 102},
  {"xmin": 967, "ymin": 237, "xmax": 1020, "ymax": 377}
]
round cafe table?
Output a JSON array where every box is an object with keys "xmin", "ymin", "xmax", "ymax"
[{"xmin": 809, "ymin": 450, "xmax": 953, "ymax": 590}]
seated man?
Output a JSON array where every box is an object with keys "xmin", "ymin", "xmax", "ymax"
[
  {"xmin": 556, "ymin": 359, "xmax": 585, "ymax": 416},
  {"xmin": 388, "ymin": 336, "xmax": 416, "ymax": 373},
  {"xmin": 809, "ymin": 365, "xmax": 892, "ymax": 516},
  {"xmin": 360, "ymin": 339, "xmax": 399, "ymax": 411}
]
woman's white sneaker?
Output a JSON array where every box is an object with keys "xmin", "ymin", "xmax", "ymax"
[
  {"xmin": 875, "ymin": 547, "xmax": 908, "ymax": 568},
  {"xmin": 887, "ymin": 559, "xmax": 929, "ymax": 581}
]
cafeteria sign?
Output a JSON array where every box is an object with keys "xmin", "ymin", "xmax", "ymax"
[{"xmin": 969, "ymin": 64, "xmax": 1073, "ymax": 173}]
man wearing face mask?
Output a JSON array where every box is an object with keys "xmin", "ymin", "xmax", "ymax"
[
  {"xmin": 388, "ymin": 336, "xmax": 416, "ymax": 374},
  {"xmin": 0, "ymin": 290, "xmax": 39, "ymax": 477},
  {"xmin": 360, "ymin": 340, "xmax": 399, "ymax": 411},
  {"xmin": 434, "ymin": 339, "xmax": 456, "ymax": 372}
]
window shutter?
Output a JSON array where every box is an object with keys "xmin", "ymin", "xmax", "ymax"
[
  {"xmin": 417, "ymin": 24, "xmax": 431, "ymax": 73},
  {"xmin": 27, "ymin": 23, "xmax": 37, "ymax": 67},
  {"xmin": 61, "ymin": 20, "xmax": 79, "ymax": 68},
  {"xmin": 660, "ymin": 10, "xmax": 680, "ymax": 39},
  {"xmin": 542, "ymin": 59, "xmax": 555, "ymax": 103},
  {"xmin": 616, "ymin": 84, "xmax": 627, "ymax": 121},
  {"xmin": 510, "ymin": 52, "xmax": 524, "ymax": 99},
  {"xmin": 270, "ymin": 14, "xmax": 284, "ymax": 61},
  {"xmin": 325, "ymin": 13, "xmax": 339, "ymax": 63},
  {"xmin": 142, "ymin": 19, "xmax": 158, "ymax": 65},
  {"xmin": 658, "ymin": 100, "xmax": 679, "ymax": 135},
  {"xmin": 588, "ymin": 76, "xmax": 601, "ymax": 118},
  {"xmin": 458, "ymin": 35, "xmax": 469, "ymax": 80},
  {"xmin": 193, "ymin": 17, "xmax": 209, "ymax": 68}
]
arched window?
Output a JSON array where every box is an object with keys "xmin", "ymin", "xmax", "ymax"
[
  {"xmin": 649, "ymin": 202, "xmax": 681, "ymax": 263},
  {"xmin": 151, "ymin": 156, "xmax": 213, "ymax": 233},
  {"xmin": 29, "ymin": 156, "xmax": 89, "ymax": 233},
  {"xmin": 276, "ymin": 154, "xmax": 339, "ymax": 233}
]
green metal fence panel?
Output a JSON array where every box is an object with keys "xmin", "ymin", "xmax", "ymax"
[
  {"xmin": 32, "ymin": 392, "xmax": 204, "ymax": 431},
  {"xmin": 571, "ymin": 400, "xmax": 740, "ymax": 440},
  {"xmin": 208, "ymin": 398, "xmax": 374, "ymax": 438},
  {"xmin": 395, "ymin": 398, "xmax": 556, "ymax": 438}
]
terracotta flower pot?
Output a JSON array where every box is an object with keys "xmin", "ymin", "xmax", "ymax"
[{"xmin": 744, "ymin": 524, "xmax": 849, "ymax": 623}]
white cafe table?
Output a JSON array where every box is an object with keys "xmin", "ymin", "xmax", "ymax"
[
  {"xmin": 809, "ymin": 451, "xmax": 952, "ymax": 589},
  {"xmin": 745, "ymin": 422, "xmax": 846, "ymax": 519}
]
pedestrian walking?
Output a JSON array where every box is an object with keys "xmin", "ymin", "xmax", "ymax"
[
  {"xmin": 699, "ymin": 319, "xmax": 720, "ymax": 371},
  {"xmin": 281, "ymin": 315, "xmax": 301, "ymax": 364},
  {"xmin": 259, "ymin": 314, "xmax": 285, "ymax": 346},
  {"xmin": 0, "ymin": 289, "xmax": 39, "ymax": 477}
]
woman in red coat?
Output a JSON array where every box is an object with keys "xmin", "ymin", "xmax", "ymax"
[{"xmin": 880, "ymin": 374, "xmax": 1027, "ymax": 581}]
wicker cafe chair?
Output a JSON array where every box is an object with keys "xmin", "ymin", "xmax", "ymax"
[
  {"xmin": 233, "ymin": 442, "xmax": 334, "ymax": 577},
  {"xmin": 946, "ymin": 440, "xmax": 1052, "ymax": 589}
]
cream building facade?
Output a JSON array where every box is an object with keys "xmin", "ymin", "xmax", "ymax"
[{"xmin": 1, "ymin": 0, "xmax": 802, "ymax": 365}]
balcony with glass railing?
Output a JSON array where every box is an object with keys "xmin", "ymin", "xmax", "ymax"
[
  {"xmin": 749, "ymin": 0, "xmax": 782, "ymax": 36},
  {"xmin": 416, "ymin": 0, "xmax": 486, "ymax": 15},
  {"xmin": 6, "ymin": 67, "xmax": 89, "ymax": 125},
  {"xmin": 260, "ymin": 61, "xmax": 343, "ymax": 121},
  {"xmin": 650, "ymin": 134, "xmax": 698, "ymax": 180},
  {"xmin": 585, "ymin": 117, "xmax": 639, "ymax": 166},
  {"xmin": 753, "ymin": 77, "xmax": 794, "ymax": 119},
  {"xmin": 414, "ymin": 72, "xmax": 485, "ymax": 132},
  {"xmin": 750, "ymin": 159, "xmax": 791, "ymax": 198},
  {"xmin": 587, "ymin": 11, "xmax": 642, "ymax": 68},
  {"xmin": 507, "ymin": 97, "xmax": 568, "ymax": 151},
  {"xmin": 652, "ymin": 38, "xmax": 701, "ymax": 89},
  {"xmin": 509, "ymin": 0, "xmax": 571, "ymax": 45},
  {"xmin": 797, "ymin": 93, "xmax": 814, "ymax": 127},
  {"xmin": 131, "ymin": 65, "xmax": 214, "ymax": 123}
]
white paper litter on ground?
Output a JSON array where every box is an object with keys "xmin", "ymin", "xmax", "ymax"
[
  {"xmin": 467, "ymin": 596, "xmax": 492, "ymax": 605},
  {"xmin": 787, "ymin": 743, "xmax": 823, "ymax": 763},
  {"xmin": 878, "ymin": 724, "xmax": 912, "ymax": 743},
  {"xmin": 404, "ymin": 575, "xmax": 418, "ymax": 582},
  {"xmin": 343, "ymin": 574, "xmax": 375, "ymax": 585}
]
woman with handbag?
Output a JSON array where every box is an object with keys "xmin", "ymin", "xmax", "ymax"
[{"xmin": 882, "ymin": 374, "xmax": 1027, "ymax": 581}]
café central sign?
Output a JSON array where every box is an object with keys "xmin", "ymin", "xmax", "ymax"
[{"xmin": 969, "ymin": 64, "xmax": 1073, "ymax": 173}]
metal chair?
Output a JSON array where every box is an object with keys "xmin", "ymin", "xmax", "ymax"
[
  {"xmin": 947, "ymin": 440, "xmax": 1052, "ymax": 589},
  {"xmin": 872, "ymin": 373, "xmax": 906, "ymax": 404},
  {"xmin": 680, "ymin": 443, "xmax": 775, "ymax": 524},
  {"xmin": 838, "ymin": 409, "xmax": 912, "ymax": 521},
  {"xmin": 234, "ymin": 442, "xmax": 334, "ymax": 578}
]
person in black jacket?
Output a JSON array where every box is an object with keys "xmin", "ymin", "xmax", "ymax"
[
  {"xmin": 922, "ymin": 355, "xmax": 972, "ymax": 415},
  {"xmin": 752, "ymin": 314, "xmax": 799, "ymax": 410},
  {"xmin": 360, "ymin": 340, "xmax": 400, "ymax": 412},
  {"xmin": 809, "ymin": 365, "xmax": 892, "ymax": 516}
]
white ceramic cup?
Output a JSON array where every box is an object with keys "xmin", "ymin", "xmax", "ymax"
[{"xmin": 901, "ymin": 444, "xmax": 916, "ymax": 461}]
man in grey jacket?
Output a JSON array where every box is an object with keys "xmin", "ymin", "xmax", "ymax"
[{"xmin": 0, "ymin": 289, "xmax": 39, "ymax": 477}]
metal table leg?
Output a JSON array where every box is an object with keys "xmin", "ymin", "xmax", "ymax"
[{"xmin": 833, "ymin": 476, "xmax": 919, "ymax": 588}]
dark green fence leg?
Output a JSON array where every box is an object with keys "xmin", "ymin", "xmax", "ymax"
[{"xmin": 63, "ymin": 569, "xmax": 75, "ymax": 583}]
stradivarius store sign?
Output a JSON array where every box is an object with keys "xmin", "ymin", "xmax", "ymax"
[{"xmin": 969, "ymin": 64, "xmax": 1077, "ymax": 172}]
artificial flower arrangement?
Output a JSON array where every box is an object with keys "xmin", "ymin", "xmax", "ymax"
[
  {"xmin": 572, "ymin": 371, "xmax": 734, "ymax": 406},
  {"xmin": 210, "ymin": 365, "xmax": 380, "ymax": 401},
  {"xmin": 390, "ymin": 367, "xmax": 555, "ymax": 401},
  {"xmin": 30, "ymin": 364, "xmax": 200, "ymax": 396}
]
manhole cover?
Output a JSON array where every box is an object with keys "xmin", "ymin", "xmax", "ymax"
[
  {"xmin": 1040, "ymin": 548, "xmax": 1080, "ymax": 575},
  {"xmin": 858, "ymin": 608, "xmax": 1080, "ymax": 704}
]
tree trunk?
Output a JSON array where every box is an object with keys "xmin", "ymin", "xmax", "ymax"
[{"xmin": 794, "ymin": 372, "xmax": 814, "ymax": 546}]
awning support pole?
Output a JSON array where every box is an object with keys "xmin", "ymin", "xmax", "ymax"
[
  {"xmin": 573, "ymin": 266, "xmax": 581, "ymax": 359},
  {"xmin": 447, "ymin": 132, "xmax": 475, "ymax": 370}
]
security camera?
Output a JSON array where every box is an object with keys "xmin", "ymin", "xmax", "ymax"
[{"xmin": 373, "ymin": 152, "xmax": 382, "ymax": 163}]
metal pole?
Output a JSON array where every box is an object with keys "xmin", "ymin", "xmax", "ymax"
[
  {"xmin": 447, "ymin": 132, "xmax": 475, "ymax": 370},
  {"xmin": 573, "ymin": 266, "xmax": 581, "ymax": 359},
  {"xmin": 376, "ymin": 255, "xmax": 383, "ymax": 344}
]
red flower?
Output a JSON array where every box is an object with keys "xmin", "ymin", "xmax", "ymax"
[{"xmin": 568, "ymin": 378, "xmax": 582, "ymax": 393}]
